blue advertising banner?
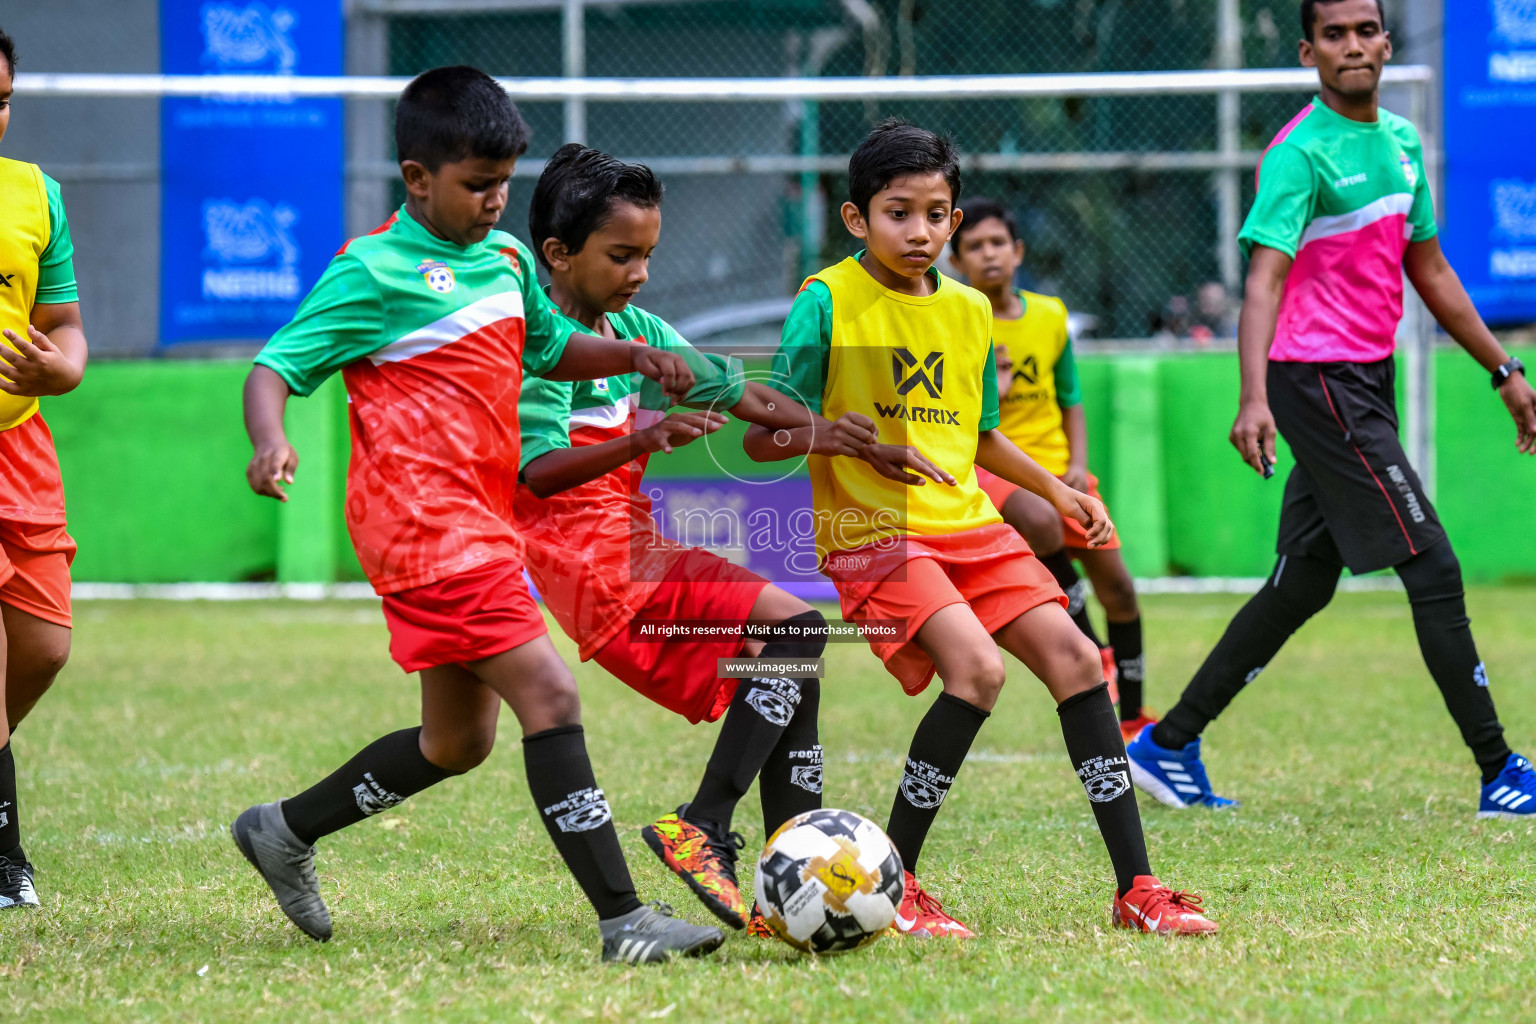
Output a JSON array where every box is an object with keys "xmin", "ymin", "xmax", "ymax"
[
  {"xmin": 159, "ymin": 1, "xmax": 344, "ymax": 345},
  {"xmin": 1443, "ymin": 0, "xmax": 1536, "ymax": 324}
]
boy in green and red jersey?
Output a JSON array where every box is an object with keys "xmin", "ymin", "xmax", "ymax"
[
  {"xmin": 0, "ymin": 26, "xmax": 91, "ymax": 909},
  {"xmin": 949, "ymin": 197, "xmax": 1157, "ymax": 742},
  {"xmin": 514, "ymin": 144, "xmax": 869, "ymax": 934},
  {"xmin": 232, "ymin": 67, "xmax": 724, "ymax": 964},
  {"xmin": 747, "ymin": 119, "xmax": 1217, "ymax": 938},
  {"xmin": 1127, "ymin": 0, "xmax": 1536, "ymax": 817}
]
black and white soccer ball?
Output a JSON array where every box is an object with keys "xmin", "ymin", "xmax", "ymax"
[{"xmin": 754, "ymin": 808, "xmax": 904, "ymax": 954}]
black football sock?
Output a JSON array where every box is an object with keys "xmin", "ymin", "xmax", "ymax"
[
  {"xmin": 690, "ymin": 610, "xmax": 828, "ymax": 830},
  {"xmin": 1057, "ymin": 682, "xmax": 1150, "ymax": 895},
  {"xmin": 1396, "ymin": 544, "xmax": 1512, "ymax": 784},
  {"xmin": 886, "ymin": 692, "xmax": 989, "ymax": 875},
  {"xmin": 1108, "ymin": 617, "xmax": 1146, "ymax": 719},
  {"xmin": 523, "ymin": 725, "xmax": 641, "ymax": 920},
  {"xmin": 0, "ymin": 742, "xmax": 21, "ymax": 860},
  {"xmin": 1039, "ymin": 549, "xmax": 1106, "ymax": 648},
  {"xmin": 759, "ymin": 679, "xmax": 823, "ymax": 837},
  {"xmin": 1153, "ymin": 554, "xmax": 1340, "ymax": 750},
  {"xmin": 281, "ymin": 727, "xmax": 460, "ymax": 845}
]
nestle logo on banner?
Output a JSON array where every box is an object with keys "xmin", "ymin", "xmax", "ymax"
[
  {"xmin": 202, "ymin": 2, "xmax": 299, "ymax": 74},
  {"xmin": 1491, "ymin": 181, "xmax": 1536, "ymax": 279},
  {"xmin": 201, "ymin": 199, "xmax": 302, "ymax": 300},
  {"xmin": 1490, "ymin": 0, "xmax": 1536, "ymax": 82}
]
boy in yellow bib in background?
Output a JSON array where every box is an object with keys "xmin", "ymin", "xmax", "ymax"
[
  {"xmin": 746, "ymin": 119, "xmax": 1215, "ymax": 938},
  {"xmin": 0, "ymin": 27, "xmax": 91, "ymax": 908},
  {"xmin": 949, "ymin": 198, "xmax": 1157, "ymax": 742}
]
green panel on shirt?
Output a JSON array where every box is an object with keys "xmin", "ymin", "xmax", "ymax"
[
  {"xmin": 36, "ymin": 174, "xmax": 78, "ymax": 304},
  {"xmin": 518, "ymin": 302, "xmax": 745, "ymax": 472},
  {"xmin": 1054, "ymin": 337, "xmax": 1082, "ymax": 408},
  {"xmin": 771, "ymin": 282, "xmax": 832, "ymax": 415},
  {"xmin": 254, "ymin": 207, "xmax": 567, "ymax": 398},
  {"xmin": 979, "ymin": 342, "xmax": 1000, "ymax": 431}
]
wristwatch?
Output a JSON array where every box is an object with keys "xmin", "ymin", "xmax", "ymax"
[{"xmin": 1493, "ymin": 358, "xmax": 1526, "ymax": 389}]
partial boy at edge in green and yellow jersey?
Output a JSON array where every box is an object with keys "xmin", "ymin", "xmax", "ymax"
[
  {"xmin": 747, "ymin": 118, "xmax": 1216, "ymax": 940},
  {"xmin": 0, "ymin": 26, "xmax": 92, "ymax": 910},
  {"xmin": 948, "ymin": 197, "xmax": 1157, "ymax": 743}
]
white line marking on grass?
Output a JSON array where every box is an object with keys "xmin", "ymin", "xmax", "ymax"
[{"xmin": 87, "ymin": 820, "xmax": 227, "ymax": 845}]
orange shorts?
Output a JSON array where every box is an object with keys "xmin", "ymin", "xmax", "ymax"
[
  {"xmin": 0, "ymin": 415, "xmax": 74, "ymax": 628},
  {"xmin": 829, "ymin": 524, "xmax": 1066, "ymax": 695},
  {"xmin": 976, "ymin": 467, "xmax": 1122, "ymax": 551},
  {"xmin": 595, "ymin": 547, "xmax": 769, "ymax": 724},
  {"xmin": 381, "ymin": 559, "xmax": 548, "ymax": 673},
  {"xmin": 0, "ymin": 519, "xmax": 76, "ymax": 628}
]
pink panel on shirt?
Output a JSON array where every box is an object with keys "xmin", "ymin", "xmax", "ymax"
[
  {"xmin": 1269, "ymin": 214, "xmax": 1410, "ymax": 363},
  {"xmin": 1255, "ymin": 105, "xmax": 1316, "ymax": 190}
]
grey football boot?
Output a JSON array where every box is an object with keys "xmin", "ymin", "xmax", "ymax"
[
  {"xmin": 231, "ymin": 800, "xmax": 333, "ymax": 941},
  {"xmin": 599, "ymin": 901, "xmax": 725, "ymax": 963}
]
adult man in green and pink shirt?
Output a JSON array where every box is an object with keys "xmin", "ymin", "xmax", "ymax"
[{"xmin": 1126, "ymin": 0, "xmax": 1536, "ymax": 819}]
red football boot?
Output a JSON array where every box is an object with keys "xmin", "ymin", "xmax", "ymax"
[
  {"xmin": 1101, "ymin": 646, "xmax": 1120, "ymax": 705},
  {"xmin": 1112, "ymin": 876, "xmax": 1218, "ymax": 935},
  {"xmin": 1119, "ymin": 708, "xmax": 1159, "ymax": 745},
  {"xmin": 894, "ymin": 871, "xmax": 975, "ymax": 938},
  {"xmin": 746, "ymin": 902, "xmax": 775, "ymax": 938},
  {"xmin": 640, "ymin": 806, "xmax": 747, "ymax": 929}
]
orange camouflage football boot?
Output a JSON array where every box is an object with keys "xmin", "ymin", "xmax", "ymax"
[
  {"xmin": 746, "ymin": 901, "xmax": 775, "ymax": 938},
  {"xmin": 641, "ymin": 805, "xmax": 748, "ymax": 929}
]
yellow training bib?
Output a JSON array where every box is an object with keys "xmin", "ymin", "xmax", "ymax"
[
  {"xmin": 807, "ymin": 257, "xmax": 1001, "ymax": 557},
  {"xmin": 995, "ymin": 291, "xmax": 1071, "ymax": 477},
  {"xmin": 0, "ymin": 157, "xmax": 51, "ymax": 432}
]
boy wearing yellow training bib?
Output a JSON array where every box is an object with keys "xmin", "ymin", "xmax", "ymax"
[
  {"xmin": 949, "ymin": 198, "xmax": 1156, "ymax": 743},
  {"xmin": 747, "ymin": 120, "xmax": 1216, "ymax": 939},
  {"xmin": 0, "ymin": 28, "xmax": 91, "ymax": 909}
]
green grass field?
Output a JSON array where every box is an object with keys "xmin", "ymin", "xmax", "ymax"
[{"xmin": 6, "ymin": 588, "xmax": 1536, "ymax": 1022}]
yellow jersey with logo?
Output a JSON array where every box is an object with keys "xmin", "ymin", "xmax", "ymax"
[
  {"xmin": 0, "ymin": 157, "xmax": 78, "ymax": 432},
  {"xmin": 773, "ymin": 255, "xmax": 1003, "ymax": 558},
  {"xmin": 994, "ymin": 290, "xmax": 1077, "ymax": 477}
]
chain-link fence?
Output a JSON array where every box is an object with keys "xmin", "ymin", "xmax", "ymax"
[
  {"xmin": 10, "ymin": 0, "xmax": 1440, "ymax": 353},
  {"xmin": 356, "ymin": 0, "xmax": 1421, "ymax": 341}
]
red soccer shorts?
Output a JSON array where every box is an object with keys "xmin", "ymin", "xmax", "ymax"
[
  {"xmin": 381, "ymin": 559, "xmax": 548, "ymax": 673},
  {"xmin": 0, "ymin": 414, "xmax": 74, "ymax": 628},
  {"xmin": 976, "ymin": 467, "xmax": 1122, "ymax": 551},
  {"xmin": 830, "ymin": 525, "xmax": 1065, "ymax": 696},
  {"xmin": 593, "ymin": 547, "xmax": 769, "ymax": 724}
]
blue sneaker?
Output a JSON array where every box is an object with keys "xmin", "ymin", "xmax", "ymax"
[
  {"xmin": 1125, "ymin": 725, "xmax": 1238, "ymax": 810},
  {"xmin": 1478, "ymin": 754, "xmax": 1536, "ymax": 819}
]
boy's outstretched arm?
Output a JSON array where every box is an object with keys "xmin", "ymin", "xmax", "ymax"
[
  {"xmin": 976, "ymin": 429, "xmax": 1114, "ymax": 548},
  {"xmin": 543, "ymin": 333, "xmax": 695, "ymax": 403},
  {"xmin": 1230, "ymin": 244, "xmax": 1290, "ymax": 476},
  {"xmin": 1405, "ymin": 237, "xmax": 1536, "ymax": 454},
  {"xmin": 742, "ymin": 418, "xmax": 954, "ymax": 484},
  {"xmin": 244, "ymin": 365, "xmax": 299, "ymax": 502},
  {"xmin": 0, "ymin": 302, "xmax": 88, "ymax": 398},
  {"xmin": 522, "ymin": 410, "xmax": 728, "ymax": 498}
]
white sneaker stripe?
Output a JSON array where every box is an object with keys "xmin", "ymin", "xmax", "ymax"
[
  {"xmin": 1506, "ymin": 793, "xmax": 1531, "ymax": 811},
  {"xmin": 1499, "ymin": 790, "xmax": 1523, "ymax": 807},
  {"xmin": 1166, "ymin": 772, "xmax": 1195, "ymax": 783},
  {"xmin": 1490, "ymin": 785, "xmax": 1511, "ymax": 802},
  {"xmin": 1156, "ymin": 761, "xmax": 1183, "ymax": 771},
  {"xmin": 1174, "ymin": 784, "xmax": 1202, "ymax": 794}
]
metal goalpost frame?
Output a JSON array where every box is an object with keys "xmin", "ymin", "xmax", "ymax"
[{"xmin": 15, "ymin": 64, "xmax": 1439, "ymax": 489}]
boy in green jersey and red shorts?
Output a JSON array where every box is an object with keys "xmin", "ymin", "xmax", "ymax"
[
  {"xmin": 950, "ymin": 197, "xmax": 1157, "ymax": 741},
  {"xmin": 515, "ymin": 144, "xmax": 868, "ymax": 933},
  {"xmin": 747, "ymin": 119, "xmax": 1218, "ymax": 938},
  {"xmin": 232, "ymin": 67, "xmax": 724, "ymax": 963},
  {"xmin": 0, "ymin": 26, "xmax": 91, "ymax": 909},
  {"xmin": 1127, "ymin": 0, "xmax": 1536, "ymax": 817}
]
